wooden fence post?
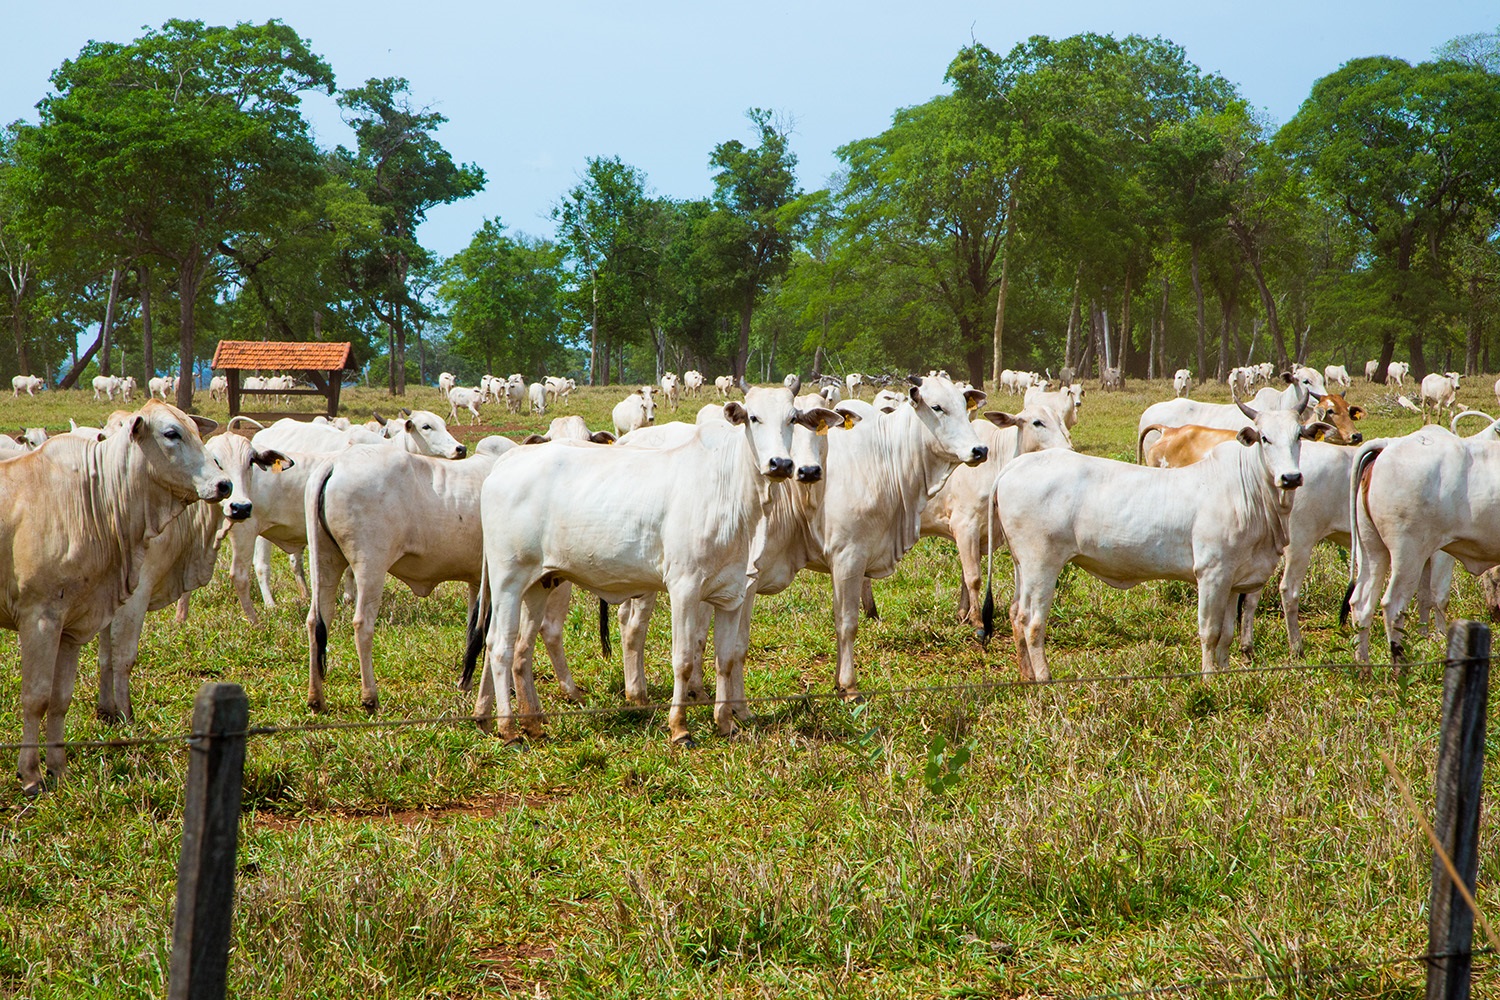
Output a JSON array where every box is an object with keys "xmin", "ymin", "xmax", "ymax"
[
  {"xmin": 1427, "ymin": 621, "xmax": 1490, "ymax": 1000},
  {"xmin": 168, "ymin": 683, "xmax": 248, "ymax": 1000}
]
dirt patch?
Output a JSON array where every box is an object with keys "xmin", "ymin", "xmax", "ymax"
[
  {"xmin": 472, "ymin": 943, "xmax": 556, "ymax": 994},
  {"xmin": 251, "ymin": 792, "xmax": 554, "ymax": 831}
]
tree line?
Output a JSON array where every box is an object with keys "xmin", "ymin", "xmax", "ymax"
[{"xmin": 2, "ymin": 20, "xmax": 1497, "ymax": 404}]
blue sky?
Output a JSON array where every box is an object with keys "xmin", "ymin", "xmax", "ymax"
[{"xmin": 4, "ymin": 2, "xmax": 1495, "ymax": 258}]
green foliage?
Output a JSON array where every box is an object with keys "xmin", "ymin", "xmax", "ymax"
[{"xmin": 440, "ymin": 218, "xmax": 569, "ymax": 377}]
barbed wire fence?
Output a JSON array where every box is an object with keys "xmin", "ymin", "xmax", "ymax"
[{"xmin": 1, "ymin": 635, "xmax": 1491, "ymax": 999}]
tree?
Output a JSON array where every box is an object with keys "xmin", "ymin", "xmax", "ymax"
[
  {"xmin": 441, "ymin": 218, "xmax": 568, "ymax": 377},
  {"xmin": 1278, "ymin": 56, "xmax": 1500, "ymax": 379},
  {"xmin": 337, "ymin": 77, "xmax": 485, "ymax": 395},
  {"xmin": 708, "ymin": 109, "xmax": 806, "ymax": 381},
  {"xmin": 24, "ymin": 18, "xmax": 336, "ymax": 409}
]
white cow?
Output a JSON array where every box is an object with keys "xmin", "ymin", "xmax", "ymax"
[
  {"xmin": 11, "ymin": 375, "xmax": 41, "ymax": 397},
  {"xmin": 920, "ymin": 405, "xmax": 1073, "ymax": 630},
  {"xmin": 659, "ymin": 372, "xmax": 680, "ymax": 411},
  {"xmin": 1387, "ymin": 361, "xmax": 1410, "ymax": 387},
  {"xmin": 1419, "ymin": 372, "xmax": 1461, "ymax": 422},
  {"xmin": 1228, "ymin": 367, "xmax": 1253, "ymax": 400},
  {"xmin": 1024, "ymin": 383, "xmax": 1084, "ymax": 429},
  {"xmin": 438, "ymin": 371, "xmax": 456, "ymax": 397},
  {"xmin": 92, "ymin": 375, "xmax": 121, "ymax": 401},
  {"xmin": 871, "ymin": 388, "xmax": 906, "ymax": 412},
  {"xmin": 448, "ymin": 385, "xmax": 485, "ymax": 425},
  {"xmin": 544, "ymin": 376, "xmax": 574, "ymax": 405},
  {"xmin": 95, "ymin": 433, "xmax": 292, "ymax": 724},
  {"xmin": 845, "ymin": 373, "xmax": 864, "ymax": 399},
  {"xmin": 714, "ymin": 375, "xmax": 735, "ymax": 398},
  {"xmin": 1366, "ymin": 360, "xmax": 1381, "ymax": 381},
  {"xmin": 148, "ymin": 376, "xmax": 173, "ymax": 399},
  {"xmin": 611, "ymin": 387, "xmax": 658, "ymax": 436},
  {"xmin": 682, "ymin": 370, "xmax": 704, "ymax": 397},
  {"xmin": 1137, "ymin": 375, "xmax": 1326, "ymax": 459},
  {"xmin": 505, "ymin": 375, "xmax": 528, "ymax": 413},
  {"xmin": 527, "ymin": 382, "xmax": 547, "ymax": 414},
  {"xmin": 1324, "ymin": 365, "xmax": 1351, "ymax": 389},
  {"xmin": 0, "ymin": 402, "xmax": 230, "ymax": 793},
  {"xmin": 304, "ymin": 448, "xmax": 499, "ymax": 713},
  {"xmin": 818, "ymin": 383, "xmax": 842, "ymax": 405},
  {"xmin": 997, "ymin": 403, "xmax": 1330, "ymax": 681},
  {"xmin": 1292, "ymin": 366, "xmax": 1329, "ymax": 397},
  {"xmin": 119, "ymin": 377, "xmax": 136, "ymax": 402},
  {"xmin": 1173, "ymin": 369, "xmax": 1191, "ymax": 397},
  {"xmin": 465, "ymin": 385, "xmax": 811, "ymax": 744}
]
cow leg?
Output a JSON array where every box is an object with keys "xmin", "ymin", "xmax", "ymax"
[
  {"xmin": 1237, "ymin": 589, "xmax": 1260, "ymax": 659},
  {"xmin": 831, "ymin": 563, "xmax": 868, "ymax": 697},
  {"xmin": 1380, "ymin": 547, "xmax": 1429, "ymax": 665},
  {"xmin": 618, "ymin": 593, "xmax": 659, "ymax": 706},
  {"xmin": 1195, "ymin": 576, "xmax": 1233, "ymax": 675},
  {"xmin": 1279, "ymin": 543, "xmax": 1316, "ymax": 658},
  {"xmin": 175, "ymin": 593, "xmax": 190, "ymax": 624},
  {"xmin": 666, "ymin": 584, "xmax": 712, "ymax": 745},
  {"xmin": 953, "ymin": 513, "xmax": 985, "ymax": 629},
  {"xmin": 536, "ymin": 582, "xmax": 582, "ymax": 702},
  {"xmin": 1010, "ymin": 558, "xmax": 1058, "ymax": 683},
  {"xmin": 1349, "ymin": 516, "xmax": 1391, "ymax": 665},
  {"xmin": 710, "ymin": 598, "xmax": 753, "ymax": 737},
  {"xmin": 348, "ymin": 564, "xmax": 388, "ymax": 714},
  {"xmin": 229, "ymin": 522, "xmax": 259, "ymax": 623},
  {"xmin": 44, "ymin": 637, "xmax": 85, "ymax": 785},
  {"xmin": 290, "ymin": 547, "xmax": 310, "ymax": 602},
  {"xmin": 17, "ymin": 615, "xmax": 63, "ymax": 794},
  {"xmin": 1426, "ymin": 553, "xmax": 1456, "ymax": 638},
  {"xmin": 478, "ymin": 581, "xmax": 526, "ymax": 739},
  {"xmin": 511, "ymin": 587, "xmax": 550, "ymax": 739},
  {"xmin": 253, "ymin": 536, "xmax": 279, "ymax": 608},
  {"xmin": 304, "ymin": 545, "xmax": 348, "ymax": 713},
  {"xmin": 860, "ymin": 578, "xmax": 879, "ymax": 621}
]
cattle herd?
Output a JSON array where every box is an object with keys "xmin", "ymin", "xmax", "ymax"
[{"xmin": 3, "ymin": 358, "xmax": 1500, "ymax": 796}]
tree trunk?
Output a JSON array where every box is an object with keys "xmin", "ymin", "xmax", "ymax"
[
  {"xmin": 1157, "ymin": 274, "xmax": 1171, "ymax": 379},
  {"xmin": 59, "ymin": 328, "xmax": 105, "ymax": 389},
  {"xmin": 1229, "ymin": 222, "xmax": 1290, "ymax": 369},
  {"xmin": 394, "ymin": 300, "xmax": 408, "ymax": 396},
  {"xmin": 139, "ymin": 263, "xmax": 153, "ymax": 382},
  {"xmin": 1118, "ymin": 272, "xmax": 1132, "ymax": 376},
  {"xmin": 1063, "ymin": 267, "xmax": 1082, "ymax": 368},
  {"xmin": 6, "ymin": 260, "xmax": 29, "ymax": 376},
  {"xmin": 99, "ymin": 267, "xmax": 121, "ymax": 377},
  {"xmin": 588, "ymin": 269, "xmax": 600, "ymax": 385},
  {"xmin": 735, "ymin": 293, "xmax": 753, "ymax": 382},
  {"xmin": 1467, "ymin": 274, "xmax": 1483, "ymax": 377},
  {"xmin": 175, "ymin": 257, "xmax": 200, "ymax": 411},
  {"xmin": 990, "ymin": 228, "xmax": 1012, "ymax": 391},
  {"xmin": 1191, "ymin": 243, "xmax": 1207, "ymax": 383}
]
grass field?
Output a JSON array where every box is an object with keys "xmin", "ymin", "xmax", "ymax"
[{"xmin": 0, "ymin": 375, "xmax": 1497, "ymax": 998}]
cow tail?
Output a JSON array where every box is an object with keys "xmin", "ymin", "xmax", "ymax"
[
  {"xmin": 599, "ymin": 598, "xmax": 612, "ymax": 659},
  {"xmin": 462, "ymin": 559, "xmax": 490, "ymax": 690},
  {"xmin": 1344, "ymin": 440, "xmax": 1387, "ymax": 626},
  {"xmin": 305, "ymin": 458, "xmax": 342, "ymax": 679},
  {"xmin": 980, "ymin": 480, "xmax": 997, "ymax": 641},
  {"xmin": 1136, "ymin": 424, "xmax": 1166, "ymax": 465}
]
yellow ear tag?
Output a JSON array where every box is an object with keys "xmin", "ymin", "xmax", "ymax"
[
  {"xmin": 271, "ymin": 458, "xmax": 286, "ymax": 472},
  {"xmin": 842, "ymin": 414, "xmax": 857, "ymax": 430},
  {"xmin": 967, "ymin": 397, "xmax": 979, "ymax": 412}
]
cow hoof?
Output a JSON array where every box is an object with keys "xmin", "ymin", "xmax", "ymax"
[
  {"xmin": 96, "ymin": 707, "xmax": 124, "ymax": 725},
  {"xmin": 671, "ymin": 734, "xmax": 698, "ymax": 749},
  {"xmin": 473, "ymin": 715, "xmax": 495, "ymax": 735},
  {"xmin": 306, "ymin": 698, "xmax": 325, "ymax": 714},
  {"xmin": 1238, "ymin": 646, "xmax": 1253, "ymax": 660},
  {"xmin": 686, "ymin": 689, "xmax": 709, "ymax": 705},
  {"xmin": 1390, "ymin": 642, "xmax": 1406, "ymax": 663},
  {"xmin": 973, "ymin": 627, "xmax": 989, "ymax": 644},
  {"xmin": 20, "ymin": 780, "xmax": 45, "ymax": 799},
  {"xmin": 361, "ymin": 698, "xmax": 379, "ymax": 716},
  {"xmin": 837, "ymin": 688, "xmax": 865, "ymax": 704}
]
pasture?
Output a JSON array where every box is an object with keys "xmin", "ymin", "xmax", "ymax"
[{"xmin": 0, "ymin": 376, "xmax": 1497, "ymax": 998}]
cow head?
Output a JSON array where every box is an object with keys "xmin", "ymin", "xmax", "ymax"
[
  {"xmin": 1314, "ymin": 393, "xmax": 1365, "ymax": 445},
  {"xmin": 206, "ymin": 434, "xmax": 294, "ymax": 523},
  {"xmin": 723, "ymin": 385, "xmax": 808, "ymax": 480},
  {"xmin": 128, "ymin": 401, "xmax": 233, "ymax": 512},
  {"xmin": 633, "ymin": 387, "xmax": 657, "ymax": 425},
  {"xmin": 907, "ymin": 375, "xmax": 989, "ymax": 466},
  {"xmin": 985, "ymin": 405, "xmax": 1073, "ymax": 455},
  {"xmin": 399, "ymin": 409, "xmax": 466, "ymax": 459},
  {"xmin": 787, "ymin": 400, "xmax": 848, "ymax": 484},
  {"xmin": 1235, "ymin": 402, "xmax": 1333, "ymax": 498}
]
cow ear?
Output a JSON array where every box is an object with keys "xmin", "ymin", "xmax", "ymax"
[
  {"xmin": 908, "ymin": 385, "xmax": 923, "ymax": 406},
  {"xmin": 190, "ymin": 415, "xmax": 219, "ymax": 438},
  {"xmin": 983, "ymin": 411, "xmax": 1021, "ymax": 428},
  {"xmin": 1281, "ymin": 371, "xmax": 1294, "ymax": 384},
  {"xmin": 963, "ymin": 389, "xmax": 987, "ymax": 411},
  {"xmin": 129, "ymin": 415, "xmax": 147, "ymax": 439},
  {"xmin": 1301, "ymin": 421, "xmax": 1336, "ymax": 440},
  {"xmin": 405, "ymin": 419, "xmax": 417, "ymax": 434},
  {"xmin": 522, "ymin": 434, "xmax": 550, "ymax": 445},
  {"xmin": 795, "ymin": 407, "xmax": 842, "ymax": 434},
  {"xmin": 590, "ymin": 431, "xmax": 617, "ymax": 444},
  {"xmin": 1236, "ymin": 427, "xmax": 1260, "ymax": 446},
  {"xmin": 253, "ymin": 448, "xmax": 294, "ymax": 471},
  {"xmin": 723, "ymin": 401, "xmax": 749, "ymax": 425},
  {"xmin": 1349, "ymin": 405, "xmax": 1366, "ymax": 420}
]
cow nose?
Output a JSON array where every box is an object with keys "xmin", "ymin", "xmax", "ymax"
[
  {"xmin": 455, "ymin": 444, "xmax": 467, "ymax": 458},
  {"xmin": 212, "ymin": 478, "xmax": 231, "ymax": 500},
  {"xmin": 969, "ymin": 445, "xmax": 989, "ymax": 465},
  {"xmin": 1351, "ymin": 432, "xmax": 1362, "ymax": 444},
  {"xmin": 796, "ymin": 464, "xmax": 822, "ymax": 483},
  {"xmin": 228, "ymin": 500, "xmax": 253, "ymax": 520},
  {"xmin": 1280, "ymin": 472, "xmax": 1303, "ymax": 489},
  {"xmin": 767, "ymin": 457, "xmax": 793, "ymax": 479}
]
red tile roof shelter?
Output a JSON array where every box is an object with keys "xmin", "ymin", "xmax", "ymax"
[{"xmin": 211, "ymin": 340, "xmax": 354, "ymax": 421}]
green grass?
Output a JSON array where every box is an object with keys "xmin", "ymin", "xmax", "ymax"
[{"xmin": 0, "ymin": 376, "xmax": 1496, "ymax": 998}]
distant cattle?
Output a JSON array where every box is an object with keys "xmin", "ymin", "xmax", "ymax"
[
  {"xmin": 11, "ymin": 375, "xmax": 41, "ymax": 397},
  {"xmin": 1173, "ymin": 369, "xmax": 1191, "ymax": 397},
  {"xmin": 682, "ymin": 370, "xmax": 704, "ymax": 397},
  {"xmin": 1324, "ymin": 364, "xmax": 1351, "ymax": 389},
  {"xmin": 611, "ymin": 387, "xmax": 658, "ymax": 436},
  {"xmin": 1386, "ymin": 361, "xmax": 1410, "ymax": 387},
  {"xmin": 714, "ymin": 375, "xmax": 735, "ymax": 398},
  {"xmin": 659, "ymin": 372, "xmax": 680, "ymax": 410},
  {"xmin": 1365, "ymin": 360, "xmax": 1381, "ymax": 381},
  {"xmin": 1419, "ymin": 372, "xmax": 1461, "ymax": 423}
]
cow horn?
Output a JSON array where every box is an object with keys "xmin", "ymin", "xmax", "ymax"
[
  {"xmin": 907, "ymin": 374, "xmax": 923, "ymax": 387},
  {"xmin": 1236, "ymin": 401, "xmax": 1259, "ymax": 420},
  {"xmin": 786, "ymin": 375, "xmax": 801, "ymax": 396},
  {"xmin": 399, "ymin": 407, "xmax": 412, "ymax": 417},
  {"xmin": 371, "ymin": 412, "xmax": 387, "ymax": 426},
  {"xmin": 1296, "ymin": 384, "xmax": 1311, "ymax": 416}
]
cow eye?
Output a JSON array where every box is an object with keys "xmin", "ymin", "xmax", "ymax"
[
  {"xmin": 750, "ymin": 415, "xmax": 761, "ymax": 424},
  {"xmin": 1032, "ymin": 420, "xmax": 1043, "ymax": 428},
  {"xmin": 933, "ymin": 405, "xmax": 945, "ymax": 414},
  {"xmin": 163, "ymin": 427, "xmax": 180, "ymax": 441}
]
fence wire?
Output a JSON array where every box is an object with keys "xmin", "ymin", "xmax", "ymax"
[
  {"xmin": 1071, "ymin": 946, "xmax": 1496, "ymax": 999},
  {"xmin": 0, "ymin": 658, "xmax": 1449, "ymax": 753}
]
